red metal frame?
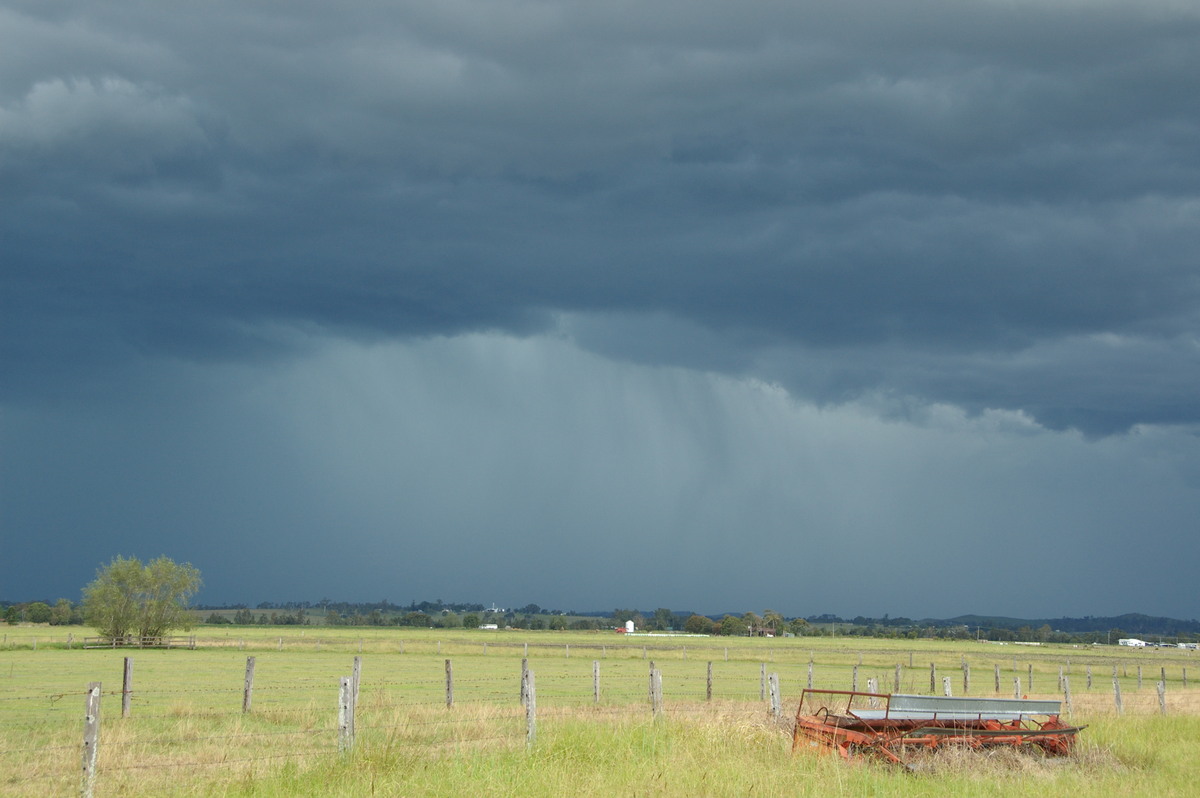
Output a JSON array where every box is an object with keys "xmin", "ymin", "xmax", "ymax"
[{"xmin": 792, "ymin": 689, "xmax": 1084, "ymax": 767}]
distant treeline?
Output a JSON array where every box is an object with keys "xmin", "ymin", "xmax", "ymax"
[{"xmin": 7, "ymin": 596, "xmax": 1198, "ymax": 643}]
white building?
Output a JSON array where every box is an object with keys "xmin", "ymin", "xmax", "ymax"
[{"xmin": 1118, "ymin": 638, "xmax": 1147, "ymax": 647}]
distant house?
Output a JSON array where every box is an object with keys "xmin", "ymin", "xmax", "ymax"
[{"xmin": 1118, "ymin": 638, "xmax": 1147, "ymax": 647}]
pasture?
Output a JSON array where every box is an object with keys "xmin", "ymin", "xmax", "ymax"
[{"xmin": 2, "ymin": 626, "xmax": 1198, "ymax": 796}]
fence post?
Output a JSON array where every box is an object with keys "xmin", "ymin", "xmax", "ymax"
[
  {"xmin": 894, "ymin": 663, "xmax": 901, "ymax": 693},
  {"xmin": 651, "ymin": 668, "xmax": 663, "ymax": 719},
  {"xmin": 520, "ymin": 658, "xmax": 528, "ymax": 706},
  {"xmin": 1013, "ymin": 676, "xmax": 1021, "ymax": 699},
  {"xmin": 1157, "ymin": 680, "xmax": 1166, "ymax": 716},
  {"xmin": 122, "ymin": 657, "xmax": 133, "ymax": 718},
  {"xmin": 930, "ymin": 663, "xmax": 936, "ymax": 694},
  {"xmin": 445, "ymin": 659, "xmax": 454, "ymax": 708},
  {"xmin": 994, "ymin": 664, "xmax": 1000, "ymax": 694},
  {"xmin": 1058, "ymin": 666, "xmax": 1064, "ymax": 692},
  {"xmin": 81, "ymin": 682, "xmax": 101, "ymax": 798},
  {"xmin": 1087, "ymin": 665, "xmax": 1092, "ymax": 690},
  {"xmin": 851, "ymin": 664, "xmax": 858, "ymax": 693},
  {"xmin": 338, "ymin": 677, "xmax": 354, "ymax": 753},
  {"xmin": 942, "ymin": 676, "xmax": 952, "ymax": 697},
  {"xmin": 565, "ymin": 644, "xmax": 569, "ymax": 658},
  {"xmin": 706, "ymin": 661, "xmax": 713, "ymax": 701},
  {"xmin": 963, "ymin": 661, "xmax": 970, "ymax": 695},
  {"xmin": 352, "ymin": 656, "xmax": 362, "ymax": 709},
  {"xmin": 1028, "ymin": 663, "xmax": 1033, "ymax": 692},
  {"xmin": 1137, "ymin": 665, "xmax": 1142, "ymax": 690},
  {"xmin": 762, "ymin": 662, "xmax": 768, "ymax": 699},
  {"xmin": 593, "ymin": 660, "xmax": 601, "ymax": 703},
  {"xmin": 648, "ymin": 661, "xmax": 656, "ymax": 702},
  {"xmin": 243, "ymin": 656, "xmax": 256, "ymax": 713},
  {"xmin": 524, "ymin": 669, "xmax": 537, "ymax": 747},
  {"xmin": 769, "ymin": 673, "xmax": 781, "ymax": 720},
  {"xmin": 807, "ymin": 661, "xmax": 813, "ymax": 690},
  {"xmin": 1063, "ymin": 675, "xmax": 1072, "ymax": 718},
  {"xmin": 1113, "ymin": 677, "xmax": 1123, "ymax": 715}
]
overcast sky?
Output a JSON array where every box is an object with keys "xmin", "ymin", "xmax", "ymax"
[{"xmin": 3, "ymin": 1, "xmax": 1199, "ymax": 620}]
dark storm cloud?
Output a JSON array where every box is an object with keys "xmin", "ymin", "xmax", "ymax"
[{"xmin": 3, "ymin": 1, "xmax": 1200, "ymax": 433}]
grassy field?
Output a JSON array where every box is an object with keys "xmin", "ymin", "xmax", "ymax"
[{"xmin": 2, "ymin": 625, "xmax": 1198, "ymax": 796}]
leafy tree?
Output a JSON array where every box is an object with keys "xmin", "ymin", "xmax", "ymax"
[
  {"xmin": 50, "ymin": 598, "xmax": 77, "ymax": 625},
  {"xmin": 684, "ymin": 614, "xmax": 715, "ymax": 634},
  {"xmin": 762, "ymin": 610, "xmax": 785, "ymax": 635},
  {"xmin": 718, "ymin": 615, "xmax": 747, "ymax": 636},
  {"xmin": 25, "ymin": 602, "xmax": 52, "ymax": 624},
  {"xmin": 462, "ymin": 613, "xmax": 481, "ymax": 629},
  {"xmin": 82, "ymin": 556, "xmax": 202, "ymax": 640},
  {"xmin": 788, "ymin": 618, "xmax": 809, "ymax": 635}
]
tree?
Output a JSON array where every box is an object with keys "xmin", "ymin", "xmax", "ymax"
[
  {"xmin": 762, "ymin": 610, "xmax": 785, "ymax": 636},
  {"xmin": 684, "ymin": 614, "xmax": 715, "ymax": 635},
  {"xmin": 25, "ymin": 602, "xmax": 52, "ymax": 624},
  {"xmin": 82, "ymin": 556, "xmax": 202, "ymax": 641}
]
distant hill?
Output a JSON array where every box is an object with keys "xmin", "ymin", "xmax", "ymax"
[{"xmin": 940, "ymin": 613, "xmax": 1200, "ymax": 636}]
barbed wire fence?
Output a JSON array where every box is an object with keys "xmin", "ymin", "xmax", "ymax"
[{"xmin": 1, "ymin": 647, "xmax": 1196, "ymax": 796}]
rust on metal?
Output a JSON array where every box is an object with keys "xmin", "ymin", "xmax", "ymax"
[{"xmin": 792, "ymin": 689, "xmax": 1084, "ymax": 767}]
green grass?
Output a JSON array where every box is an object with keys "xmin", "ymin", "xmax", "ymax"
[{"xmin": 2, "ymin": 626, "xmax": 1199, "ymax": 796}]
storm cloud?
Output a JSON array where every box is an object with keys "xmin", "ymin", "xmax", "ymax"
[{"xmin": 3, "ymin": 1, "xmax": 1199, "ymax": 617}]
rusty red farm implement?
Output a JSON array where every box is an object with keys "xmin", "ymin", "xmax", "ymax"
[{"xmin": 792, "ymin": 689, "xmax": 1084, "ymax": 767}]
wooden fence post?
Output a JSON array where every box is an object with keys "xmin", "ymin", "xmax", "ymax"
[
  {"xmin": 769, "ymin": 673, "xmax": 781, "ymax": 720},
  {"xmin": 352, "ymin": 656, "xmax": 362, "ymax": 709},
  {"xmin": 706, "ymin": 661, "xmax": 713, "ymax": 701},
  {"xmin": 762, "ymin": 662, "xmax": 768, "ymax": 699},
  {"xmin": 445, "ymin": 659, "xmax": 454, "ymax": 708},
  {"xmin": 1113, "ymin": 677, "xmax": 1123, "ymax": 715},
  {"xmin": 994, "ymin": 664, "xmax": 1000, "ymax": 694},
  {"xmin": 243, "ymin": 656, "xmax": 256, "ymax": 713},
  {"xmin": 651, "ymin": 668, "xmax": 663, "ymax": 719},
  {"xmin": 851, "ymin": 664, "xmax": 858, "ymax": 693},
  {"xmin": 1157, "ymin": 680, "xmax": 1166, "ymax": 716},
  {"xmin": 81, "ymin": 682, "xmax": 101, "ymax": 798},
  {"xmin": 930, "ymin": 663, "xmax": 936, "ymax": 694},
  {"xmin": 1028, "ymin": 663, "xmax": 1033, "ymax": 692},
  {"xmin": 942, "ymin": 676, "xmax": 952, "ymax": 697},
  {"xmin": 894, "ymin": 663, "xmax": 901, "ymax": 693},
  {"xmin": 1013, "ymin": 676, "xmax": 1021, "ymax": 699},
  {"xmin": 1063, "ymin": 675, "xmax": 1072, "ymax": 717},
  {"xmin": 649, "ymin": 661, "xmax": 656, "ymax": 702},
  {"xmin": 1087, "ymin": 665, "xmax": 1092, "ymax": 690},
  {"xmin": 593, "ymin": 660, "xmax": 600, "ymax": 703},
  {"xmin": 338, "ymin": 677, "xmax": 354, "ymax": 753},
  {"xmin": 122, "ymin": 657, "xmax": 133, "ymax": 718},
  {"xmin": 520, "ymin": 658, "xmax": 528, "ymax": 706},
  {"xmin": 1137, "ymin": 665, "xmax": 1142, "ymax": 690},
  {"xmin": 524, "ymin": 670, "xmax": 537, "ymax": 747},
  {"xmin": 807, "ymin": 661, "xmax": 813, "ymax": 690},
  {"xmin": 963, "ymin": 661, "xmax": 970, "ymax": 695}
]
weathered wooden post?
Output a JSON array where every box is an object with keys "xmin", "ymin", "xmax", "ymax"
[
  {"xmin": 942, "ymin": 676, "xmax": 953, "ymax": 697},
  {"xmin": 122, "ymin": 657, "xmax": 134, "ymax": 718},
  {"xmin": 243, "ymin": 656, "xmax": 256, "ymax": 713},
  {"xmin": 338, "ymin": 677, "xmax": 354, "ymax": 753},
  {"xmin": 851, "ymin": 664, "xmax": 858, "ymax": 693},
  {"xmin": 866, "ymin": 678, "xmax": 879, "ymax": 709},
  {"xmin": 930, "ymin": 663, "xmax": 936, "ymax": 693},
  {"xmin": 963, "ymin": 661, "xmax": 970, "ymax": 695},
  {"xmin": 994, "ymin": 664, "xmax": 1001, "ymax": 694},
  {"xmin": 649, "ymin": 661, "xmax": 657, "ymax": 702},
  {"xmin": 894, "ymin": 663, "xmax": 902, "ymax": 693},
  {"xmin": 1013, "ymin": 676, "xmax": 1021, "ymax": 699},
  {"xmin": 524, "ymin": 669, "xmax": 537, "ymax": 747},
  {"xmin": 706, "ymin": 661, "xmax": 714, "ymax": 701},
  {"xmin": 81, "ymin": 682, "xmax": 101, "ymax": 798},
  {"xmin": 651, "ymin": 668, "xmax": 663, "ymax": 719},
  {"xmin": 593, "ymin": 660, "xmax": 600, "ymax": 703},
  {"xmin": 1157, "ymin": 680, "xmax": 1167, "ymax": 716},
  {"xmin": 1063, "ymin": 676, "xmax": 1072, "ymax": 717},
  {"xmin": 807, "ymin": 661, "xmax": 814, "ymax": 690},
  {"xmin": 352, "ymin": 656, "xmax": 362, "ymax": 709},
  {"xmin": 445, "ymin": 659, "xmax": 454, "ymax": 708},
  {"xmin": 1138, "ymin": 665, "xmax": 1143, "ymax": 690},
  {"xmin": 1028, "ymin": 663, "xmax": 1033, "ymax": 692},
  {"xmin": 520, "ymin": 658, "xmax": 529, "ymax": 706},
  {"xmin": 1113, "ymin": 677, "xmax": 1123, "ymax": 715},
  {"xmin": 1087, "ymin": 665, "xmax": 1092, "ymax": 690}
]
